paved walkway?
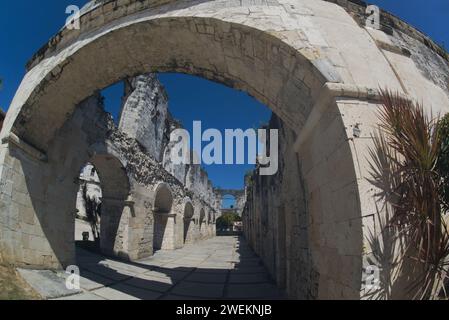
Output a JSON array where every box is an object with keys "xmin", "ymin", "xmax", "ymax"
[{"xmin": 21, "ymin": 236, "xmax": 285, "ymax": 300}]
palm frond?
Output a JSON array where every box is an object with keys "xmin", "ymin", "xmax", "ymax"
[{"xmin": 367, "ymin": 89, "xmax": 449, "ymax": 299}]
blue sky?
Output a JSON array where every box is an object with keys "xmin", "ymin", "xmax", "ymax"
[{"xmin": 0, "ymin": 1, "xmax": 448, "ymax": 205}]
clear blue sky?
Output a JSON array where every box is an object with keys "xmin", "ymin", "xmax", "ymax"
[{"xmin": 0, "ymin": 1, "xmax": 448, "ymax": 203}]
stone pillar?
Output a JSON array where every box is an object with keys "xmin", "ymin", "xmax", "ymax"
[
  {"xmin": 0, "ymin": 142, "xmax": 77, "ymax": 269},
  {"xmin": 183, "ymin": 217, "xmax": 194, "ymax": 244},
  {"xmin": 100, "ymin": 197, "xmax": 135, "ymax": 260}
]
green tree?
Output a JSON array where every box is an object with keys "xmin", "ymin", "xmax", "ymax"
[
  {"xmin": 436, "ymin": 113, "xmax": 449, "ymax": 211},
  {"xmin": 216, "ymin": 212, "xmax": 241, "ymax": 230}
]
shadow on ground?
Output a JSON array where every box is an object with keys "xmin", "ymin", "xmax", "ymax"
[{"xmin": 20, "ymin": 236, "xmax": 286, "ymax": 300}]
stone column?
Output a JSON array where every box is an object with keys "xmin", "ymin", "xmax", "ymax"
[
  {"xmin": 0, "ymin": 140, "xmax": 78, "ymax": 269},
  {"xmin": 100, "ymin": 197, "xmax": 134, "ymax": 260}
]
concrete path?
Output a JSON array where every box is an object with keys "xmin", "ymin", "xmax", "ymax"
[{"xmin": 22, "ymin": 236, "xmax": 285, "ymax": 300}]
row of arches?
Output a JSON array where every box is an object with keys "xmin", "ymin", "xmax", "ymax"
[
  {"xmin": 75, "ymin": 159, "xmax": 218, "ymax": 257},
  {"xmin": 152, "ymin": 182, "xmax": 217, "ymax": 251}
]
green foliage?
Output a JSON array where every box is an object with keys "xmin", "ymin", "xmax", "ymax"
[
  {"xmin": 436, "ymin": 113, "xmax": 449, "ymax": 211},
  {"xmin": 367, "ymin": 90, "xmax": 449, "ymax": 299},
  {"xmin": 216, "ymin": 212, "xmax": 241, "ymax": 230}
]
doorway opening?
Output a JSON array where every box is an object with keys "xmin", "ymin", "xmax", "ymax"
[
  {"xmin": 183, "ymin": 201, "xmax": 194, "ymax": 244},
  {"xmin": 75, "ymin": 163, "xmax": 102, "ymax": 250},
  {"xmin": 153, "ymin": 183, "xmax": 174, "ymax": 251}
]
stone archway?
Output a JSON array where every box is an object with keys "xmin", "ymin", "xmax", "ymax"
[
  {"xmin": 0, "ymin": 0, "xmax": 448, "ymax": 299},
  {"xmin": 216, "ymin": 189, "xmax": 246, "ymax": 217},
  {"xmin": 88, "ymin": 153, "xmax": 132, "ymax": 259},
  {"xmin": 183, "ymin": 200, "xmax": 194, "ymax": 244},
  {"xmin": 152, "ymin": 183, "xmax": 175, "ymax": 251},
  {"xmin": 75, "ymin": 162, "xmax": 102, "ymax": 244}
]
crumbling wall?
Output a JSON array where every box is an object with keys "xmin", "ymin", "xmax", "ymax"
[
  {"xmin": 118, "ymin": 73, "xmax": 220, "ymax": 218},
  {"xmin": 93, "ymin": 87, "xmax": 222, "ymax": 254},
  {"xmin": 388, "ymin": 30, "xmax": 449, "ymax": 99},
  {"xmin": 108, "ymin": 73, "xmax": 223, "ymax": 252},
  {"xmin": 162, "ymin": 141, "xmax": 187, "ymax": 184},
  {"xmin": 0, "ymin": 80, "xmax": 219, "ymax": 268},
  {"xmin": 119, "ymin": 74, "xmax": 169, "ymax": 161}
]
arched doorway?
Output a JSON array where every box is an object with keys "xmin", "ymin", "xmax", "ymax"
[
  {"xmin": 75, "ymin": 163, "xmax": 102, "ymax": 247},
  {"xmin": 87, "ymin": 153, "xmax": 131, "ymax": 259},
  {"xmin": 183, "ymin": 200, "xmax": 194, "ymax": 244},
  {"xmin": 152, "ymin": 183, "xmax": 174, "ymax": 251}
]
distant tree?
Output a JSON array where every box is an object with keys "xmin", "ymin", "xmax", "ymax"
[{"xmin": 216, "ymin": 212, "xmax": 241, "ymax": 230}]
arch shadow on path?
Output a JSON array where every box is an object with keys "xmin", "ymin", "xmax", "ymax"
[{"xmin": 61, "ymin": 236, "xmax": 286, "ymax": 300}]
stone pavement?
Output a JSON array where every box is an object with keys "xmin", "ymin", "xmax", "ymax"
[{"xmin": 21, "ymin": 236, "xmax": 285, "ymax": 300}]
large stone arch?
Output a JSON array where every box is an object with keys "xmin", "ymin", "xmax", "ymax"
[
  {"xmin": 1, "ymin": 8, "xmax": 336, "ymax": 148},
  {"xmin": 0, "ymin": 0, "xmax": 448, "ymax": 299},
  {"xmin": 73, "ymin": 140, "xmax": 137, "ymax": 261},
  {"xmin": 216, "ymin": 189, "xmax": 246, "ymax": 215}
]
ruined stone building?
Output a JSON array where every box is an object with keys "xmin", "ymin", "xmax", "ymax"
[
  {"xmin": 71, "ymin": 73, "xmax": 222, "ymax": 249},
  {"xmin": 0, "ymin": 0, "xmax": 449, "ymax": 300},
  {"xmin": 85, "ymin": 73, "xmax": 219, "ymax": 253}
]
